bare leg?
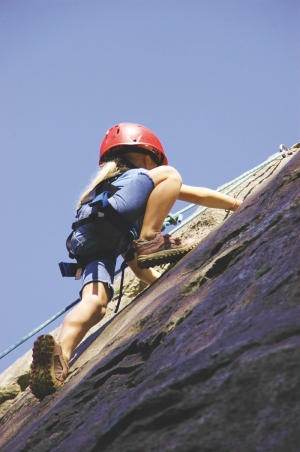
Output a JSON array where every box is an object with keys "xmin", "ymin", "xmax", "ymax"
[
  {"xmin": 123, "ymin": 252, "xmax": 161, "ymax": 283},
  {"xmin": 139, "ymin": 166, "xmax": 182, "ymax": 240},
  {"xmin": 58, "ymin": 281, "xmax": 110, "ymax": 362}
]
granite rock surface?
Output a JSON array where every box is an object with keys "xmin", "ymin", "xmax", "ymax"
[{"xmin": 0, "ymin": 147, "xmax": 299, "ymax": 451}]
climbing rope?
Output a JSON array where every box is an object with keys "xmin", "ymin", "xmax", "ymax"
[
  {"xmin": 169, "ymin": 150, "xmax": 286, "ymax": 234},
  {"xmin": 163, "ymin": 152, "xmax": 282, "ymax": 230},
  {"xmin": 0, "ymin": 299, "xmax": 81, "ymax": 360},
  {"xmin": 0, "ymin": 148, "xmax": 293, "ymax": 360}
]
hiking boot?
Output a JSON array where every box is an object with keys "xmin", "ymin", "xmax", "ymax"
[
  {"xmin": 135, "ymin": 233, "xmax": 197, "ymax": 269},
  {"xmin": 30, "ymin": 334, "xmax": 69, "ymax": 400}
]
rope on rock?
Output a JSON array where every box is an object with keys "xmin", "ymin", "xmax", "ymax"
[{"xmin": 0, "ymin": 149, "xmax": 291, "ymax": 360}]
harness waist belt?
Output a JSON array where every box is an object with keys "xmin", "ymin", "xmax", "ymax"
[{"xmin": 72, "ymin": 212, "xmax": 104, "ymax": 230}]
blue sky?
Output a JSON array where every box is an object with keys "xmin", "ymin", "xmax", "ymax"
[{"xmin": 0, "ymin": 0, "xmax": 299, "ymax": 373}]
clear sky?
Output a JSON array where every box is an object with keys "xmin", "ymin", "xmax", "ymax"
[{"xmin": 0, "ymin": 0, "xmax": 299, "ymax": 374}]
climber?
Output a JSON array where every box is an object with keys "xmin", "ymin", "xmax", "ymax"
[{"xmin": 30, "ymin": 122, "xmax": 242, "ymax": 400}]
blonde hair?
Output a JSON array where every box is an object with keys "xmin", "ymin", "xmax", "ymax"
[{"xmin": 77, "ymin": 160, "xmax": 128, "ymax": 209}]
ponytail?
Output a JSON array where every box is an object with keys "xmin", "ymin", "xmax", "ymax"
[{"xmin": 77, "ymin": 159, "xmax": 129, "ymax": 209}]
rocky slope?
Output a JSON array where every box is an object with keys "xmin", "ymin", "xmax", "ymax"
[{"xmin": 0, "ymin": 146, "xmax": 299, "ymax": 451}]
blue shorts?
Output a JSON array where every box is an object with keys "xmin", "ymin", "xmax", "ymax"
[
  {"xmin": 81, "ymin": 259, "xmax": 116, "ymax": 299},
  {"xmin": 71, "ymin": 169, "xmax": 154, "ymax": 298}
]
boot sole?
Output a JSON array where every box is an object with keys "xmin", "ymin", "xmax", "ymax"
[
  {"xmin": 137, "ymin": 243, "xmax": 197, "ymax": 269},
  {"xmin": 30, "ymin": 335, "xmax": 57, "ymax": 400}
]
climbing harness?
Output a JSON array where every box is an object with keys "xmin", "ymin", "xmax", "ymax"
[
  {"xmin": 59, "ymin": 177, "xmax": 138, "ymax": 314},
  {"xmin": 59, "ymin": 178, "xmax": 135, "ymax": 278},
  {"xmin": 1, "ymin": 145, "xmax": 297, "ymax": 360}
]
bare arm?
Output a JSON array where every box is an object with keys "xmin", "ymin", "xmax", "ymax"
[{"xmin": 178, "ymin": 184, "xmax": 242, "ymax": 211}]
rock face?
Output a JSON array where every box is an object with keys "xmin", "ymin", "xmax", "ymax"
[{"xmin": 0, "ymin": 149, "xmax": 300, "ymax": 451}]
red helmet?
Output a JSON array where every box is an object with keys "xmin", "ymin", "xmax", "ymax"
[{"xmin": 99, "ymin": 123, "xmax": 168, "ymax": 166}]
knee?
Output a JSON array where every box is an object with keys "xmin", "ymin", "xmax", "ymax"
[
  {"xmin": 166, "ymin": 166, "xmax": 182, "ymax": 183},
  {"xmin": 79, "ymin": 296, "xmax": 107, "ymax": 325},
  {"xmin": 82, "ymin": 293, "xmax": 107, "ymax": 315},
  {"xmin": 149, "ymin": 165, "xmax": 182, "ymax": 186},
  {"xmin": 81, "ymin": 282, "xmax": 110, "ymax": 307}
]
